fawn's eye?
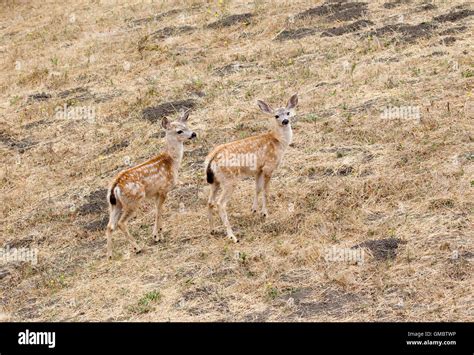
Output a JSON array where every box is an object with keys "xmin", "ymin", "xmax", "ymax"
[
  {"xmin": 287, "ymin": 112, "xmax": 290, "ymax": 115},
  {"xmin": 275, "ymin": 115, "xmax": 279, "ymax": 119},
  {"xmin": 177, "ymin": 130, "xmax": 183, "ymax": 134}
]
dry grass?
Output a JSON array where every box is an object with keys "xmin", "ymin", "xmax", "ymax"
[{"xmin": 0, "ymin": 0, "xmax": 473, "ymax": 322}]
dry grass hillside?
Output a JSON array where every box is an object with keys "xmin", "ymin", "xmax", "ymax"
[{"xmin": 0, "ymin": 0, "xmax": 473, "ymax": 321}]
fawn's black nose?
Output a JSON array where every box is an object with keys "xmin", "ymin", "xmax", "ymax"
[
  {"xmin": 191, "ymin": 132, "xmax": 197, "ymax": 139},
  {"xmin": 282, "ymin": 119, "xmax": 289, "ymax": 125}
]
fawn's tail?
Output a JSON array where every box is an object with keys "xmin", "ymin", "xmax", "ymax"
[{"xmin": 108, "ymin": 182, "xmax": 118, "ymax": 205}]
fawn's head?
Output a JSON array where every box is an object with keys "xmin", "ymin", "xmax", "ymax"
[
  {"xmin": 161, "ymin": 111, "xmax": 197, "ymax": 143},
  {"xmin": 257, "ymin": 94, "xmax": 298, "ymax": 128}
]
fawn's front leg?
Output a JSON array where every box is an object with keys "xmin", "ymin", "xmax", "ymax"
[
  {"xmin": 153, "ymin": 194, "xmax": 166, "ymax": 242},
  {"xmin": 252, "ymin": 172, "xmax": 264, "ymax": 213},
  {"xmin": 261, "ymin": 173, "xmax": 272, "ymax": 218}
]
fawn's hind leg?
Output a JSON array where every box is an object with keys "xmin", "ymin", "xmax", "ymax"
[
  {"xmin": 217, "ymin": 182, "xmax": 238, "ymax": 243},
  {"xmin": 207, "ymin": 182, "xmax": 220, "ymax": 234},
  {"xmin": 118, "ymin": 207, "xmax": 142, "ymax": 254},
  {"xmin": 106, "ymin": 204, "xmax": 122, "ymax": 259}
]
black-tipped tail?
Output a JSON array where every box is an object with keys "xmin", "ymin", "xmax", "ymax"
[
  {"xmin": 206, "ymin": 163, "xmax": 214, "ymax": 184},
  {"xmin": 109, "ymin": 183, "xmax": 117, "ymax": 205}
]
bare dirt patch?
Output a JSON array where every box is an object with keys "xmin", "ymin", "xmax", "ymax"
[
  {"xmin": 439, "ymin": 25, "xmax": 467, "ymax": 35},
  {"xmin": 83, "ymin": 216, "xmax": 109, "ymax": 232},
  {"xmin": 322, "ymin": 19, "xmax": 374, "ymax": 37},
  {"xmin": 353, "ymin": 238, "xmax": 406, "ymax": 260},
  {"xmin": 148, "ymin": 26, "xmax": 195, "ymax": 40},
  {"xmin": 427, "ymin": 50, "xmax": 447, "ymax": 57},
  {"xmin": 25, "ymin": 88, "xmax": 119, "ymax": 106},
  {"xmin": 142, "ymin": 99, "xmax": 196, "ymax": 123},
  {"xmin": 383, "ymin": 0, "xmax": 410, "ymax": 10},
  {"xmin": 4, "ymin": 235, "xmax": 38, "ymax": 249},
  {"xmin": 366, "ymin": 22, "xmax": 437, "ymax": 43},
  {"xmin": 296, "ymin": 1, "xmax": 368, "ymax": 22},
  {"xmin": 0, "ymin": 131, "xmax": 36, "ymax": 152},
  {"xmin": 77, "ymin": 188, "xmax": 108, "ymax": 216},
  {"xmin": 101, "ymin": 140, "xmax": 129, "ymax": 156},
  {"xmin": 27, "ymin": 92, "xmax": 51, "ymax": 102},
  {"xmin": 127, "ymin": 9, "xmax": 182, "ymax": 28},
  {"xmin": 433, "ymin": 9, "xmax": 474, "ymax": 23},
  {"xmin": 58, "ymin": 87, "xmax": 94, "ymax": 102},
  {"xmin": 440, "ymin": 36, "xmax": 457, "ymax": 45},
  {"xmin": 22, "ymin": 119, "xmax": 51, "ymax": 130},
  {"xmin": 418, "ymin": 3, "xmax": 437, "ymax": 12},
  {"xmin": 207, "ymin": 13, "xmax": 253, "ymax": 29},
  {"xmin": 275, "ymin": 28, "xmax": 319, "ymax": 41}
]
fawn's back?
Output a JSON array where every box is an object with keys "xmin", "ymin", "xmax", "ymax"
[
  {"xmin": 206, "ymin": 132, "xmax": 285, "ymax": 182},
  {"xmin": 113, "ymin": 153, "xmax": 175, "ymax": 201}
]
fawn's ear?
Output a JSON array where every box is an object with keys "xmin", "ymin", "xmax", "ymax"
[
  {"xmin": 257, "ymin": 100, "xmax": 273, "ymax": 114},
  {"xmin": 179, "ymin": 110, "xmax": 190, "ymax": 123},
  {"xmin": 161, "ymin": 117, "xmax": 171, "ymax": 130},
  {"xmin": 286, "ymin": 94, "xmax": 298, "ymax": 109}
]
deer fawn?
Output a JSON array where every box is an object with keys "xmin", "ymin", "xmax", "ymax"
[
  {"xmin": 105, "ymin": 111, "xmax": 196, "ymax": 259},
  {"xmin": 205, "ymin": 94, "xmax": 298, "ymax": 242}
]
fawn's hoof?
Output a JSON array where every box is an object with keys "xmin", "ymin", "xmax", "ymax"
[
  {"xmin": 153, "ymin": 228, "xmax": 164, "ymax": 242},
  {"xmin": 228, "ymin": 235, "xmax": 239, "ymax": 243}
]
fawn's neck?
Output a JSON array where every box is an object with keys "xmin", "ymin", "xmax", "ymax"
[
  {"xmin": 271, "ymin": 124, "xmax": 293, "ymax": 149},
  {"xmin": 165, "ymin": 136, "xmax": 184, "ymax": 167}
]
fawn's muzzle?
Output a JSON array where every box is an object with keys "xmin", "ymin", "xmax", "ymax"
[
  {"xmin": 190, "ymin": 132, "xmax": 197, "ymax": 139},
  {"xmin": 282, "ymin": 119, "xmax": 289, "ymax": 125}
]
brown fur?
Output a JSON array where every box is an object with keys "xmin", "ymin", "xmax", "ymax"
[
  {"xmin": 105, "ymin": 113, "xmax": 196, "ymax": 259},
  {"xmin": 205, "ymin": 95, "xmax": 298, "ymax": 242}
]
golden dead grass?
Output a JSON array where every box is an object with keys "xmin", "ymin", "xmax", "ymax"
[{"xmin": 0, "ymin": 0, "xmax": 473, "ymax": 321}]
